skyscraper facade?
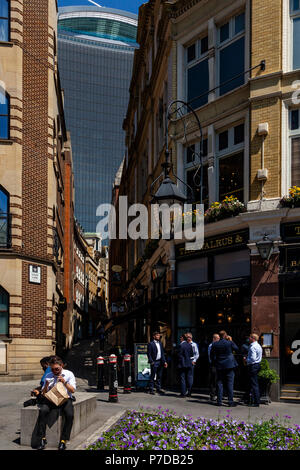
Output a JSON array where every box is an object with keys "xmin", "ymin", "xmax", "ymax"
[{"xmin": 58, "ymin": 6, "xmax": 138, "ymax": 237}]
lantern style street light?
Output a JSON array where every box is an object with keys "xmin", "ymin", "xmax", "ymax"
[
  {"xmin": 256, "ymin": 233, "xmax": 274, "ymax": 270},
  {"xmin": 150, "ymin": 99, "xmax": 204, "ymax": 207}
]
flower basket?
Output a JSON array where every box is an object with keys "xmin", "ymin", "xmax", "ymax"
[
  {"xmin": 280, "ymin": 186, "xmax": 300, "ymax": 208},
  {"xmin": 204, "ymin": 196, "xmax": 246, "ymax": 224}
]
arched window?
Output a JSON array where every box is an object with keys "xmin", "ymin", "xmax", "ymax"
[
  {"xmin": 0, "ymin": 286, "xmax": 9, "ymax": 336},
  {"xmin": 0, "ymin": 0, "xmax": 9, "ymax": 42},
  {"xmin": 0, "ymin": 86, "xmax": 9, "ymax": 139},
  {"xmin": 0, "ymin": 185, "xmax": 9, "ymax": 247}
]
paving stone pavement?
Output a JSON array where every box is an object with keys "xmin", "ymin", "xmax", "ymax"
[{"xmin": 0, "ymin": 379, "xmax": 300, "ymax": 450}]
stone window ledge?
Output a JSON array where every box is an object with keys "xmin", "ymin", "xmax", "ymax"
[{"xmin": 0, "ymin": 139, "xmax": 13, "ymax": 145}]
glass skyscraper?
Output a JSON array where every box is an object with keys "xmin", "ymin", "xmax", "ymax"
[{"xmin": 58, "ymin": 7, "xmax": 138, "ymax": 240}]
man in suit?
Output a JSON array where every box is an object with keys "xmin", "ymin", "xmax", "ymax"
[
  {"xmin": 210, "ymin": 330, "xmax": 239, "ymax": 407},
  {"xmin": 147, "ymin": 331, "xmax": 168, "ymax": 395},
  {"xmin": 177, "ymin": 334, "xmax": 194, "ymax": 397}
]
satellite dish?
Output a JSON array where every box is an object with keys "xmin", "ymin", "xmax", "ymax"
[{"xmin": 112, "ymin": 265, "xmax": 123, "ymax": 273}]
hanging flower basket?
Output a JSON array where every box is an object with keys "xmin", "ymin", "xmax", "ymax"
[
  {"xmin": 280, "ymin": 186, "xmax": 300, "ymax": 208},
  {"xmin": 204, "ymin": 196, "xmax": 246, "ymax": 224}
]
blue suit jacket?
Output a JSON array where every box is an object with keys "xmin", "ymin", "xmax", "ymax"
[
  {"xmin": 210, "ymin": 339, "xmax": 239, "ymax": 370},
  {"xmin": 147, "ymin": 341, "xmax": 166, "ymax": 364},
  {"xmin": 178, "ymin": 341, "xmax": 193, "ymax": 369}
]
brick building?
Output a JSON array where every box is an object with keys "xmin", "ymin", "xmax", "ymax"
[
  {"xmin": 0, "ymin": 0, "xmax": 74, "ymax": 380},
  {"xmin": 110, "ymin": 0, "xmax": 300, "ymax": 401}
]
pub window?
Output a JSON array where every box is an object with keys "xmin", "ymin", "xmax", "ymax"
[
  {"xmin": 218, "ymin": 12, "xmax": 245, "ymax": 96},
  {"xmin": 289, "ymin": 109, "xmax": 300, "ymax": 186},
  {"xmin": 217, "ymin": 124, "xmax": 245, "ymax": 202},
  {"xmin": 186, "ymin": 34, "xmax": 209, "ymax": 110},
  {"xmin": 185, "ymin": 139, "xmax": 209, "ymax": 208},
  {"xmin": 0, "ymin": 86, "xmax": 9, "ymax": 139},
  {"xmin": 0, "ymin": 286, "xmax": 9, "ymax": 336},
  {"xmin": 0, "ymin": 0, "xmax": 9, "ymax": 42},
  {"xmin": 0, "ymin": 185, "xmax": 10, "ymax": 247},
  {"xmin": 291, "ymin": 0, "xmax": 300, "ymax": 70},
  {"xmin": 186, "ymin": 164, "xmax": 209, "ymax": 209}
]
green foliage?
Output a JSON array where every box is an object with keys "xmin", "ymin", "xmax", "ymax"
[{"xmin": 258, "ymin": 358, "xmax": 280, "ymax": 384}]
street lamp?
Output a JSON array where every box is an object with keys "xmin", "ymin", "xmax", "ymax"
[
  {"xmin": 151, "ymin": 99, "xmax": 204, "ymax": 207},
  {"xmin": 256, "ymin": 233, "xmax": 274, "ymax": 269}
]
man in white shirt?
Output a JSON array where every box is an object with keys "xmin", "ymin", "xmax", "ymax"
[
  {"xmin": 36, "ymin": 356, "xmax": 76, "ymax": 450},
  {"xmin": 185, "ymin": 332, "xmax": 199, "ymax": 397},
  {"xmin": 246, "ymin": 333, "xmax": 262, "ymax": 407},
  {"xmin": 147, "ymin": 332, "xmax": 168, "ymax": 395}
]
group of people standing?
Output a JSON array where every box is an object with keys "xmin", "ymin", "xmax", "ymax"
[{"xmin": 147, "ymin": 330, "xmax": 263, "ymax": 407}]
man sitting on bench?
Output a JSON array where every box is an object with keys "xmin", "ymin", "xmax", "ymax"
[{"xmin": 36, "ymin": 355, "xmax": 76, "ymax": 451}]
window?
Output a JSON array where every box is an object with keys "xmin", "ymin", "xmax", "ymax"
[
  {"xmin": 186, "ymin": 164, "xmax": 209, "ymax": 209},
  {"xmin": 0, "ymin": 87, "xmax": 9, "ymax": 139},
  {"xmin": 291, "ymin": 0, "xmax": 300, "ymax": 69},
  {"xmin": 185, "ymin": 139, "xmax": 209, "ymax": 208},
  {"xmin": 186, "ymin": 35, "xmax": 209, "ymax": 109},
  {"xmin": 0, "ymin": 0, "xmax": 9, "ymax": 42},
  {"xmin": 289, "ymin": 109, "xmax": 300, "ymax": 186},
  {"xmin": 0, "ymin": 185, "xmax": 9, "ymax": 247},
  {"xmin": 0, "ymin": 286, "xmax": 9, "ymax": 336},
  {"xmin": 217, "ymin": 124, "xmax": 244, "ymax": 201},
  {"xmin": 218, "ymin": 13, "xmax": 245, "ymax": 96}
]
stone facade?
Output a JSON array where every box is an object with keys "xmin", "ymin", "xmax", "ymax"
[
  {"xmin": 0, "ymin": 0, "xmax": 74, "ymax": 381},
  {"xmin": 110, "ymin": 0, "xmax": 300, "ymax": 400}
]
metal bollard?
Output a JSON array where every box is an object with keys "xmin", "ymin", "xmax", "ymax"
[
  {"xmin": 123, "ymin": 354, "xmax": 132, "ymax": 394},
  {"xmin": 108, "ymin": 354, "xmax": 118, "ymax": 402},
  {"xmin": 96, "ymin": 356, "xmax": 105, "ymax": 390}
]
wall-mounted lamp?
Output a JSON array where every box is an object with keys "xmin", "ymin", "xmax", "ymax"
[
  {"xmin": 261, "ymin": 332, "xmax": 273, "ymax": 357},
  {"xmin": 256, "ymin": 233, "xmax": 274, "ymax": 269}
]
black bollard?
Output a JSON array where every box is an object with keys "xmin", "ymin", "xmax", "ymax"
[
  {"xmin": 123, "ymin": 354, "xmax": 132, "ymax": 394},
  {"xmin": 108, "ymin": 354, "xmax": 118, "ymax": 402},
  {"xmin": 96, "ymin": 356, "xmax": 105, "ymax": 390}
]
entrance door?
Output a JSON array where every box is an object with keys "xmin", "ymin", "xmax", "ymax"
[{"xmin": 283, "ymin": 312, "xmax": 300, "ymax": 384}]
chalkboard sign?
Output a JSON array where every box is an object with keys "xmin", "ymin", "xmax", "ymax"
[{"xmin": 134, "ymin": 343, "xmax": 150, "ymax": 389}]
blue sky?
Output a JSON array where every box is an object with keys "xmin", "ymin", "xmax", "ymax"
[{"xmin": 57, "ymin": 0, "xmax": 146, "ymax": 15}]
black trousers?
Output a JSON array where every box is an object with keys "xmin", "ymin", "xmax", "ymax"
[
  {"xmin": 37, "ymin": 397, "xmax": 74, "ymax": 441},
  {"xmin": 149, "ymin": 360, "xmax": 163, "ymax": 391},
  {"xmin": 248, "ymin": 363, "xmax": 261, "ymax": 405},
  {"xmin": 208, "ymin": 365, "xmax": 217, "ymax": 398}
]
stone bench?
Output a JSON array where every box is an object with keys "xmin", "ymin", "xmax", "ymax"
[{"xmin": 20, "ymin": 392, "xmax": 97, "ymax": 448}]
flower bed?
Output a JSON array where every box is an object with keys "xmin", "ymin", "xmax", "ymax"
[
  {"xmin": 86, "ymin": 408, "xmax": 300, "ymax": 451},
  {"xmin": 204, "ymin": 196, "xmax": 246, "ymax": 224}
]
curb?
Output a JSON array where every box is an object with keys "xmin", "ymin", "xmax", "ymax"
[{"xmin": 74, "ymin": 410, "xmax": 126, "ymax": 450}]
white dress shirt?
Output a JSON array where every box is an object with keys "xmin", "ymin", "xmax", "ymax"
[
  {"xmin": 208, "ymin": 343, "xmax": 213, "ymax": 364},
  {"xmin": 154, "ymin": 340, "xmax": 161, "ymax": 360},
  {"xmin": 43, "ymin": 369, "xmax": 76, "ymax": 398},
  {"xmin": 247, "ymin": 341, "xmax": 262, "ymax": 365},
  {"xmin": 191, "ymin": 341, "xmax": 199, "ymax": 363}
]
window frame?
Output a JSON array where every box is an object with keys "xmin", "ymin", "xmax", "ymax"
[
  {"xmin": 216, "ymin": 12, "xmax": 246, "ymax": 97},
  {"xmin": 0, "ymin": 0, "xmax": 10, "ymax": 43},
  {"xmin": 184, "ymin": 138, "xmax": 209, "ymax": 207},
  {"xmin": 216, "ymin": 123, "xmax": 245, "ymax": 202},
  {"xmin": 288, "ymin": 108, "xmax": 300, "ymax": 187},
  {"xmin": 0, "ymin": 89, "xmax": 9, "ymax": 140},
  {"xmin": 0, "ymin": 285, "xmax": 9, "ymax": 337},
  {"xmin": 0, "ymin": 184, "xmax": 10, "ymax": 248},
  {"xmin": 185, "ymin": 33, "xmax": 209, "ymax": 110},
  {"xmin": 290, "ymin": 0, "xmax": 300, "ymax": 70}
]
